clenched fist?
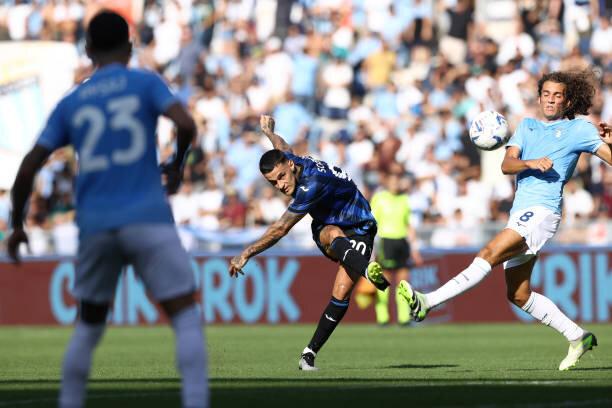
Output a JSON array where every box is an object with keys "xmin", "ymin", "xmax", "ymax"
[
  {"xmin": 260, "ymin": 115, "xmax": 275, "ymax": 135},
  {"xmin": 527, "ymin": 157, "xmax": 553, "ymax": 172},
  {"xmin": 599, "ymin": 122, "xmax": 611, "ymax": 144}
]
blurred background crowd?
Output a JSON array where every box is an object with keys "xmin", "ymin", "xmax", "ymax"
[{"xmin": 0, "ymin": 0, "xmax": 611, "ymax": 255}]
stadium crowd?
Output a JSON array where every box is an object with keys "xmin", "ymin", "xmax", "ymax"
[{"xmin": 0, "ymin": 0, "xmax": 611, "ymax": 255}]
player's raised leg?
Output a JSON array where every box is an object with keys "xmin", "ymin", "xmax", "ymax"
[
  {"xmin": 300, "ymin": 266, "xmax": 354, "ymax": 370},
  {"xmin": 320, "ymin": 225, "xmax": 389, "ymax": 290},
  {"xmin": 505, "ymin": 257, "xmax": 596, "ymax": 370},
  {"xmin": 399, "ymin": 228, "xmax": 527, "ymax": 321}
]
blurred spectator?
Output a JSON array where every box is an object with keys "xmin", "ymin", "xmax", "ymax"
[
  {"xmin": 439, "ymin": 0, "xmax": 473, "ymax": 66},
  {"xmin": 252, "ymin": 186, "xmax": 287, "ymax": 225},
  {"xmin": 0, "ymin": 0, "xmax": 610, "ymax": 253},
  {"xmin": 272, "ymin": 92, "xmax": 313, "ymax": 145},
  {"xmin": 220, "ymin": 188, "xmax": 247, "ymax": 229},
  {"xmin": 321, "ymin": 55, "xmax": 353, "ymax": 119},
  {"xmin": 564, "ymin": 178, "xmax": 595, "ymax": 224}
]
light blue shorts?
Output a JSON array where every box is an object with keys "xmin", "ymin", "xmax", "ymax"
[{"xmin": 74, "ymin": 224, "xmax": 195, "ymax": 303}]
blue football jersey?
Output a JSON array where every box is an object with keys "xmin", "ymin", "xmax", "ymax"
[
  {"xmin": 506, "ymin": 117, "xmax": 603, "ymax": 214},
  {"xmin": 36, "ymin": 63, "xmax": 178, "ymax": 237},
  {"xmin": 285, "ymin": 152, "xmax": 376, "ymax": 234}
]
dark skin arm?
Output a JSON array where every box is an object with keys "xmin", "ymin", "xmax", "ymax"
[
  {"xmin": 7, "ymin": 145, "xmax": 53, "ymax": 263},
  {"xmin": 160, "ymin": 102, "xmax": 197, "ymax": 194},
  {"xmin": 229, "ymin": 210, "xmax": 305, "ymax": 277}
]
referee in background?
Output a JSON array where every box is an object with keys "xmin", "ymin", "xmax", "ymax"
[{"xmin": 369, "ymin": 172, "xmax": 422, "ymax": 326}]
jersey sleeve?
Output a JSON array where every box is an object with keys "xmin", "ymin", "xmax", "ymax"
[
  {"xmin": 149, "ymin": 73, "xmax": 180, "ymax": 115},
  {"xmin": 288, "ymin": 177, "xmax": 327, "ymax": 214},
  {"xmin": 36, "ymin": 100, "xmax": 69, "ymax": 151},
  {"xmin": 575, "ymin": 120, "xmax": 604, "ymax": 153},
  {"xmin": 505, "ymin": 119, "xmax": 526, "ymax": 153}
]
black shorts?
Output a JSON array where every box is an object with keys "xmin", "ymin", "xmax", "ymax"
[
  {"xmin": 376, "ymin": 238, "xmax": 411, "ymax": 270},
  {"xmin": 312, "ymin": 221, "xmax": 377, "ymax": 262}
]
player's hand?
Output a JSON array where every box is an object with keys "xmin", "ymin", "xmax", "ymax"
[
  {"xmin": 260, "ymin": 115, "xmax": 275, "ymax": 135},
  {"xmin": 229, "ymin": 254, "xmax": 248, "ymax": 277},
  {"xmin": 160, "ymin": 160, "xmax": 183, "ymax": 195},
  {"xmin": 7, "ymin": 228, "xmax": 28, "ymax": 264},
  {"xmin": 599, "ymin": 122, "xmax": 611, "ymax": 144},
  {"xmin": 527, "ymin": 157, "xmax": 553, "ymax": 172}
]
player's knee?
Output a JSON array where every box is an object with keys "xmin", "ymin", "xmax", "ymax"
[
  {"xmin": 319, "ymin": 225, "xmax": 345, "ymax": 247},
  {"xmin": 80, "ymin": 301, "xmax": 110, "ymax": 324},
  {"xmin": 507, "ymin": 288, "xmax": 531, "ymax": 307},
  {"xmin": 332, "ymin": 282, "xmax": 353, "ymax": 300},
  {"xmin": 160, "ymin": 292, "xmax": 196, "ymax": 318},
  {"xmin": 477, "ymin": 245, "xmax": 496, "ymax": 264}
]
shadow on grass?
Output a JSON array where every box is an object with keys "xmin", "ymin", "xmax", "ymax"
[
  {"xmin": 1, "ymin": 383, "xmax": 612, "ymax": 408},
  {"xmin": 0, "ymin": 376, "xmax": 596, "ymax": 385},
  {"xmin": 384, "ymin": 364, "xmax": 459, "ymax": 369}
]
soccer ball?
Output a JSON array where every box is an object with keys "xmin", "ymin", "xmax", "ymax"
[{"xmin": 468, "ymin": 110, "xmax": 510, "ymax": 151}]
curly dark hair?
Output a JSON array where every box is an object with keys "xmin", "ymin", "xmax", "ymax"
[{"xmin": 537, "ymin": 70, "xmax": 597, "ymax": 119}]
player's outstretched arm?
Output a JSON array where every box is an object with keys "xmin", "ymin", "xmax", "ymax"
[
  {"xmin": 594, "ymin": 122, "xmax": 612, "ymax": 165},
  {"xmin": 501, "ymin": 146, "xmax": 553, "ymax": 174},
  {"xmin": 8, "ymin": 144, "xmax": 52, "ymax": 263},
  {"xmin": 229, "ymin": 210, "xmax": 305, "ymax": 277},
  {"xmin": 260, "ymin": 115, "xmax": 293, "ymax": 153}
]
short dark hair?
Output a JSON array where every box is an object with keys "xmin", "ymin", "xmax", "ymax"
[
  {"xmin": 87, "ymin": 10, "xmax": 129, "ymax": 52},
  {"xmin": 259, "ymin": 149, "xmax": 287, "ymax": 174},
  {"xmin": 537, "ymin": 70, "xmax": 597, "ymax": 119}
]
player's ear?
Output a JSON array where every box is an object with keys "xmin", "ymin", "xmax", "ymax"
[{"xmin": 288, "ymin": 160, "xmax": 295, "ymax": 172}]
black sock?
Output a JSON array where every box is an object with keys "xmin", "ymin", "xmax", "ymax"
[
  {"xmin": 307, "ymin": 297, "xmax": 349, "ymax": 353},
  {"xmin": 329, "ymin": 237, "xmax": 367, "ymax": 282}
]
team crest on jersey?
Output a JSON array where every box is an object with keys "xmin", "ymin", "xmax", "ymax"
[{"xmin": 554, "ymin": 129, "xmax": 562, "ymax": 138}]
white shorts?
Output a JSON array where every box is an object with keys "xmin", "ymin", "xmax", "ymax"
[
  {"xmin": 503, "ymin": 206, "xmax": 561, "ymax": 269},
  {"xmin": 74, "ymin": 224, "xmax": 195, "ymax": 303}
]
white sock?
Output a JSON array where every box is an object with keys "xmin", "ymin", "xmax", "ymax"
[
  {"xmin": 521, "ymin": 292, "xmax": 584, "ymax": 341},
  {"xmin": 425, "ymin": 257, "xmax": 492, "ymax": 309},
  {"xmin": 171, "ymin": 305, "xmax": 209, "ymax": 408},
  {"xmin": 59, "ymin": 322, "xmax": 105, "ymax": 408}
]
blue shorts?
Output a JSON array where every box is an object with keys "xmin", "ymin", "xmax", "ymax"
[
  {"xmin": 74, "ymin": 224, "xmax": 195, "ymax": 303},
  {"xmin": 311, "ymin": 221, "xmax": 377, "ymax": 262}
]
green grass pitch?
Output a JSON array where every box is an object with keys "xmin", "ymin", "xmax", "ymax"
[{"xmin": 1, "ymin": 324, "xmax": 611, "ymax": 407}]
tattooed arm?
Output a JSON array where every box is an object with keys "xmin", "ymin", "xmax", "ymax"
[
  {"xmin": 229, "ymin": 210, "xmax": 305, "ymax": 276},
  {"xmin": 260, "ymin": 115, "xmax": 293, "ymax": 153}
]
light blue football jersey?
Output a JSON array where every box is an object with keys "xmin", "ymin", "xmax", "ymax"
[
  {"xmin": 36, "ymin": 63, "xmax": 179, "ymax": 237},
  {"xmin": 506, "ymin": 117, "xmax": 603, "ymax": 215}
]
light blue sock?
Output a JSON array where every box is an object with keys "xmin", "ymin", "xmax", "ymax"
[
  {"xmin": 171, "ymin": 305, "xmax": 209, "ymax": 408},
  {"xmin": 59, "ymin": 321, "xmax": 105, "ymax": 408}
]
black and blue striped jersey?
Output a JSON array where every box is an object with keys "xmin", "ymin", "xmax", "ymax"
[{"xmin": 285, "ymin": 152, "xmax": 376, "ymax": 234}]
